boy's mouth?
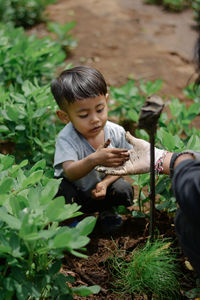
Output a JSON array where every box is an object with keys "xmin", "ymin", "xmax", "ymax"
[{"xmin": 91, "ymin": 126, "xmax": 101, "ymax": 132}]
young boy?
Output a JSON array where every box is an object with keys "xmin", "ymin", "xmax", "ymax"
[{"xmin": 51, "ymin": 65, "xmax": 133, "ymax": 233}]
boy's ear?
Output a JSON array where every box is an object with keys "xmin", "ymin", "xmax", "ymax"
[
  {"xmin": 56, "ymin": 110, "xmax": 69, "ymax": 124},
  {"xmin": 105, "ymin": 93, "xmax": 109, "ymax": 102}
]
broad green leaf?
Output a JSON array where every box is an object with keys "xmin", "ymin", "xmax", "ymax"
[
  {"xmin": 70, "ymin": 249, "xmax": 88, "ymax": 258},
  {"xmin": 53, "ymin": 229, "xmax": 89, "ymax": 249},
  {"xmin": 76, "ymin": 216, "xmax": 96, "ymax": 236},
  {"xmin": 19, "ymin": 214, "xmax": 37, "ymax": 239},
  {"xmin": 157, "ymin": 129, "xmax": 175, "ymax": 151},
  {"xmin": 29, "ymin": 159, "xmax": 46, "ymax": 173},
  {"xmin": 73, "ymin": 285, "xmax": 100, "ymax": 296},
  {"xmin": 0, "ymin": 178, "xmax": 14, "ymax": 194},
  {"xmin": 53, "ymin": 229, "xmax": 73, "ymax": 248},
  {"xmin": 40, "ymin": 179, "xmax": 61, "ymax": 204},
  {"xmin": 0, "ymin": 245, "xmax": 11, "ymax": 254},
  {"xmin": 0, "ymin": 207, "xmax": 21, "ymax": 229},
  {"xmin": 9, "ymin": 195, "xmax": 28, "ymax": 216},
  {"xmin": 32, "ymin": 107, "xmax": 47, "ymax": 118},
  {"xmin": 127, "ymin": 110, "xmax": 138, "ymax": 122},
  {"xmin": 46, "ymin": 196, "xmax": 65, "ymax": 221},
  {"xmin": 0, "ymin": 125, "xmax": 9, "ymax": 132},
  {"xmin": 0, "ymin": 155, "xmax": 15, "ymax": 171},
  {"xmin": 10, "ymin": 160, "xmax": 28, "ymax": 176},
  {"xmin": 56, "ymin": 202, "xmax": 82, "ymax": 220},
  {"xmin": 0, "ymin": 194, "xmax": 7, "ymax": 205},
  {"xmin": 68, "ymin": 234, "xmax": 89, "ymax": 249},
  {"xmin": 15, "ymin": 124, "xmax": 25, "ymax": 131},
  {"xmin": 22, "ymin": 170, "xmax": 43, "ymax": 188},
  {"xmin": 10, "ymin": 234, "xmax": 22, "ymax": 257},
  {"xmin": 28, "ymin": 187, "xmax": 40, "ymax": 210},
  {"xmin": 186, "ymin": 134, "xmax": 200, "ymax": 151},
  {"xmin": 22, "ymin": 80, "xmax": 37, "ymax": 96},
  {"xmin": 5, "ymin": 105, "xmax": 19, "ymax": 122},
  {"xmin": 33, "ymin": 137, "xmax": 43, "ymax": 147}
]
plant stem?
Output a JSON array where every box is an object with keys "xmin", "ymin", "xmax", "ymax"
[
  {"xmin": 149, "ymin": 133, "xmax": 155, "ymax": 241},
  {"xmin": 138, "ymin": 187, "xmax": 142, "ymax": 213}
]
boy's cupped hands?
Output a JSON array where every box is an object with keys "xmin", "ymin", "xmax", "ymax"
[{"xmin": 94, "ymin": 139, "xmax": 130, "ymax": 167}]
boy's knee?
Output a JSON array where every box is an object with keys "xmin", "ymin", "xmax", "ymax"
[{"xmin": 110, "ymin": 179, "xmax": 134, "ymax": 206}]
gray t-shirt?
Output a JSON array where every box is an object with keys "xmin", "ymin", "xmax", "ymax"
[{"xmin": 54, "ymin": 120, "xmax": 132, "ymax": 197}]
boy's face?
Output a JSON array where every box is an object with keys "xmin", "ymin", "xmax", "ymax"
[{"xmin": 57, "ymin": 94, "xmax": 109, "ymax": 140}]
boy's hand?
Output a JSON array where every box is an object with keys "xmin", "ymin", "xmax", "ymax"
[
  {"xmin": 94, "ymin": 139, "xmax": 130, "ymax": 167},
  {"xmin": 91, "ymin": 181, "xmax": 107, "ymax": 200},
  {"xmin": 96, "ymin": 132, "xmax": 165, "ymax": 175}
]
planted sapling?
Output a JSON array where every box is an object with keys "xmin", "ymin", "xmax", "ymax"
[{"xmin": 109, "ymin": 239, "xmax": 181, "ymax": 299}]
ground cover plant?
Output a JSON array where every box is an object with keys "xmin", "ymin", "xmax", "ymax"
[
  {"xmin": 109, "ymin": 79, "xmax": 163, "ymax": 131},
  {"xmin": 144, "ymin": 0, "xmax": 200, "ymax": 23},
  {"xmin": 109, "ymin": 79, "xmax": 200, "ymax": 217},
  {"xmin": 0, "ymin": 22, "xmax": 66, "ymax": 92},
  {"xmin": 0, "ymin": 80, "xmax": 63, "ymax": 169},
  {"xmin": 47, "ymin": 21, "xmax": 78, "ymax": 53},
  {"xmin": 0, "ymin": 154, "xmax": 100, "ymax": 299},
  {"xmin": 0, "ymin": 0, "xmax": 57, "ymax": 28}
]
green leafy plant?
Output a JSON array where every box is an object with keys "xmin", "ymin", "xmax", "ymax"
[
  {"xmin": 0, "ymin": 22, "xmax": 66, "ymax": 91},
  {"xmin": 155, "ymin": 175, "xmax": 177, "ymax": 212},
  {"xmin": 168, "ymin": 97, "xmax": 200, "ymax": 136},
  {"xmin": 185, "ymin": 279, "xmax": 200, "ymax": 299},
  {"xmin": 0, "ymin": 80, "xmax": 63, "ymax": 168},
  {"xmin": 109, "ymin": 79, "xmax": 162, "ymax": 131},
  {"xmin": 162, "ymin": 0, "xmax": 188, "ymax": 11},
  {"xmin": 191, "ymin": 0, "xmax": 200, "ymax": 23},
  {"xmin": 47, "ymin": 21, "xmax": 77, "ymax": 52},
  {"xmin": 183, "ymin": 82, "xmax": 200, "ymax": 102},
  {"xmin": 0, "ymin": 154, "xmax": 100, "ymax": 299},
  {"xmin": 0, "ymin": 0, "xmax": 57, "ymax": 28},
  {"xmin": 130, "ymin": 174, "xmax": 150, "ymax": 217},
  {"xmin": 109, "ymin": 239, "xmax": 181, "ymax": 299},
  {"xmin": 144, "ymin": 0, "xmax": 200, "ymax": 24}
]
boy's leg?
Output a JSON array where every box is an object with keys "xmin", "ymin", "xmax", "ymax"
[
  {"xmin": 105, "ymin": 177, "xmax": 134, "ymax": 209},
  {"xmin": 54, "ymin": 176, "xmax": 100, "ymax": 213},
  {"xmin": 54, "ymin": 176, "xmax": 81, "ymax": 204},
  {"xmin": 97, "ymin": 178, "xmax": 134, "ymax": 233},
  {"xmin": 80, "ymin": 178, "xmax": 134, "ymax": 213}
]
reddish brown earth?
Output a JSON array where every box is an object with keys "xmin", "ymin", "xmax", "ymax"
[{"xmin": 18, "ymin": 0, "xmax": 200, "ymax": 298}]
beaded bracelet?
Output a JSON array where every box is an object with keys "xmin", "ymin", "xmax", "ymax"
[{"xmin": 155, "ymin": 150, "xmax": 168, "ymax": 176}]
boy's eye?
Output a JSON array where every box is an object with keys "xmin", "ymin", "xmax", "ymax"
[
  {"xmin": 79, "ymin": 114, "xmax": 88, "ymax": 118},
  {"xmin": 97, "ymin": 107, "xmax": 104, "ymax": 113}
]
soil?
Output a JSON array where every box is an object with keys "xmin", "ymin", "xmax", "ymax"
[
  {"xmin": 61, "ymin": 210, "xmax": 197, "ymax": 300},
  {"xmin": 14, "ymin": 0, "xmax": 200, "ymax": 298}
]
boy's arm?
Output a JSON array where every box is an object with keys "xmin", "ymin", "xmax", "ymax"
[
  {"xmin": 100, "ymin": 174, "xmax": 120, "ymax": 186},
  {"xmin": 62, "ymin": 147, "xmax": 129, "ymax": 181},
  {"xmin": 62, "ymin": 156, "xmax": 96, "ymax": 181},
  {"xmin": 91, "ymin": 175, "xmax": 120, "ymax": 199}
]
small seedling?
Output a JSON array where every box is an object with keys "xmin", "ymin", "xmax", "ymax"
[{"xmin": 109, "ymin": 239, "xmax": 181, "ymax": 299}]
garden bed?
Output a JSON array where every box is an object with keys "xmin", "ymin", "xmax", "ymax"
[
  {"xmin": 62, "ymin": 209, "xmax": 197, "ymax": 299},
  {"xmin": 0, "ymin": 0, "xmax": 199, "ymax": 299}
]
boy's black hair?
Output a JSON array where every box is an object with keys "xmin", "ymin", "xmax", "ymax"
[{"xmin": 51, "ymin": 65, "xmax": 107, "ymax": 109}]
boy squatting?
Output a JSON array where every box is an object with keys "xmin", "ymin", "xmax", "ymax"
[{"xmin": 51, "ymin": 65, "xmax": 134, "ymax": 233}]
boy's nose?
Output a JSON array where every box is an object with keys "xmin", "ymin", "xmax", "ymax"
[{"xmin": 90, "ymin": 114, "xmax": 99, "ymax": 123}]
